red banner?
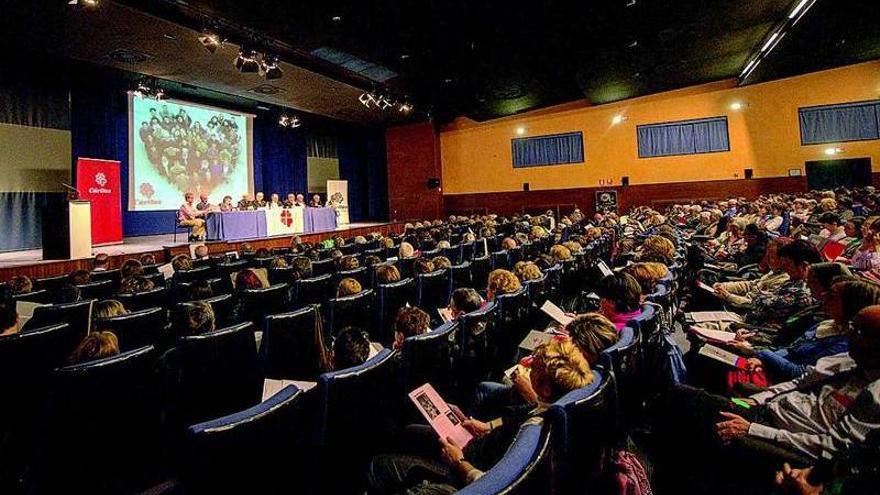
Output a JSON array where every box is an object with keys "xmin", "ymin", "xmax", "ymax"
[{"xmin": 76, "ymin": 158, "xmax": 123, "ymax": 245}]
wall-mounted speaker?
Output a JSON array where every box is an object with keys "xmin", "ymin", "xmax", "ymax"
[
  {"xmin": 621, "ymin": 176, "xmax": 629, "ymax": 187},
  {"xmin": 744, "ymin": 169, "xmax": 753, "ymax": 180},
  {"xmin": 523, "ymin": 182, "xmax": 530, "ymax": 192},
  {"xmin": 426, "ymin": 178, "xmax": 441, "ymax": 190}
]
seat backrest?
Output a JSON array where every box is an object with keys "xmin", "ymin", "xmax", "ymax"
[
  {"xmin": 449, "ymin": 262, "xmax": 472, "ymax": 292},
  {"xmin": 375, "ymin": 278, "xmax": 416, "ymax": 346},
  {"xmin": 490, "ymin": 250, "xmax": 511, "ymax": 271},
  {"xmin": 442, "ymin": 244, "xmax": 463, "ymax": 265},
  {"xmin": 240, "ymin": 283, "xmax": 290, "ymax": 326},
  {"xmin": 524, "ymin": 274, "xmax": 550, "ymax": 310},
  {"xmin": 335, "ymin": 266, "xmax": 370, "ymax": 289},
  {"xmin": 116, "ymin": 286, "xmax": 168, "ymax": 312},
  {"xmin": 250, "ymin": 256, "xmax": 275, "ymax": 269},
  {"xmin": 400, "ymin": 321, "xmax": 458, "ymax": 396},
  {"xmin": 268, "ymin": 266, "xmax": 294, "ymax": 285},
  {"xmin": 32, "ymin": 274, "xmax": 69, "ymax": 296},
  {"xmin": 40, "ymin": 346, "xmax": 161, "ymax": 493},
  {"xmin": 293, "ymin": 274, "xmax": 334, "ymax": 309},
  {"xmin": 397, "ymin": 257, "xmax": 416, "ymax": 279},
  {"xmin": 75, "ymin": 279, "xmax": 115, "ymax": 300},
  {"xmin": 172, "ymin": 322, "xmax": 262, "ymax": 426},
  {"xmin": 363, "ymin": 247, "xmax": 385, "ymax": 261},
  {"xmin": 260, "ymin": 306, "xmax": 328, "ymax": 380},
  {"xmin": 457, "ymin": 302, "xmax": 498, "ymax": 390},
  {"xmin": 94, "ymin": 307, "xmax": 168, "ymax": 351},
  {"xmin": 416, "ymin": 269, "xmax": 450, "ymax": 313},
  {"xmin": 456, "ymin": 420, "xmax": 552, "ymax": 495},
  {"xmin": 311, "ymin": 258, "xmax": 335, "ymax": 277},
  {"xmin": 90, "ymin": 268, "xmax": 121, "ymax": 289},
  {"xmin": 493, "ymin": 287, "xmax": 531, "ymax": 365},
  {"xmin": 543, "ymin": 263, "xmax": 563, "ymax": 301},
  {"xmin": 181, "ymin": 386, "xmax": 312, "ymax": 494},
  {"xmin": 217, "ymin": 260, "xmax": 250, "ymax": 292},
  {"xmin": 175, "ymin": 265, "xmax": 214, "ymax": 284},
  {"xmin": 11, "ymin": 289, "xmax": 52, "ymax": 304},
  {"xmin": 22, "ymin": 299, "xmax": 93, "ymax": 336},
  {"xmin": 546, "ymin": 369, "xmax": 617, "ymax": 492},
  {"xmin": 327, "ymin": 289, "xmax": 375, "ymax": 339},
  {"xmin": 470, "ymin": 255, "xmax": 491, "ymax": 290},
  {"xmin": 197, "ymin": 293, "xmax": 236, "ymax": 327}
]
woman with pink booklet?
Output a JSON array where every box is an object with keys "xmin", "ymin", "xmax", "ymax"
[{"xmin": 367, "ymin": 340, "xmax": 592, "ymax": 494}]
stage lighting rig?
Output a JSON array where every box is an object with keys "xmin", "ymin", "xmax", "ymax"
[
  {"xmin": 261, "ymin": 54, "xmax": 283, "ymax": 80},
  {"xmin": 235, "ymin": 47, "xmax": 260, "ymax": 73}
]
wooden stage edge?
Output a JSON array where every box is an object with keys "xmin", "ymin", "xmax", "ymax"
[{"xmin": 0, "ymin": 222, "xmax": 406, "ymax": 282}]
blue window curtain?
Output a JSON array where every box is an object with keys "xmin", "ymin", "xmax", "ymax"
[
  {"xmin": 512, "ymin": 132, "xmax": 584, "ymax": 168},
  {"xmin": 799, "ymin": 101, "xmax": 880, "ymax": 145},
  {"xmin": 637, "ymin": 117, "xmax": 729, "ymax": 158}
]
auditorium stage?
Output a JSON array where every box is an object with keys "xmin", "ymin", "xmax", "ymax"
[{"xmin": 0, "ymin": 221, "xmax": 404, "ymax": 281}]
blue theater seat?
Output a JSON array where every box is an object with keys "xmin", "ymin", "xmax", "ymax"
[
  {"xmin": 400, "ymin": 320, "xmax": 459, "ymax": 396},
  {"xmin": 21, "ymin": 299, "xmax": 93, "ymax": 336},
  {"xmin": 326, "ymin": 289, "xmax": 375, "ymax": 339},
  {"xmin": 260, "ymin": 306, "xmax": 327, "ymax": 380},
  {"xmin": 292, "ymin": 273, "xmax": 335, "ymax": 309},
  {"xmin": 94, "ymin": 306, "xmax": 168, "ymax": 351},
  {"xmin": 375, "ymin": 278, "xmax": 415, "ymax": 346}
]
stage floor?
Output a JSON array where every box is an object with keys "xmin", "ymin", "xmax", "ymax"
[{"xmin": 0, "ymin": 222, "xmax": 388, "ymax": 269}]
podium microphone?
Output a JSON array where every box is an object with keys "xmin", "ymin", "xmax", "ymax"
[{"xmin": 61, "ymin": 182, "xmax": 81, "ymax": 200}]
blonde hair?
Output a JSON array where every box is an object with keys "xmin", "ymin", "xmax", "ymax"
[
  {"xmin": 566, "ymin": 313, "xmax": 620, "ymax": 365},
  {"xmin": 562, "ymin": 241, "xmax": 582, "ymax": 253},
  {"xmin": 70, "ymin": 331, "xmax": 120, "ymax": 364},
  {"xmin": 93, "ymin": 299, "xmax": 127, "ymax": 320},
  {"xmin": 336, "ymin": 277, "xmax": 362, "ymax": 298},
  {"xmin": 514, "ymin": 262, "xmax": 543, "ymax": 282},
  {"xmin": 819, "ymin": 197, "xmax": 837, "ymax": 211},
  {"xmin": 641, "ymin": 236, "xmax": 675, "ymax": 263},
  {"xmin": 549, "ymin": 244, "xmax": 572, "ymax": 262},
  {"xmin": 622, "ymin": 262, "xmax": 669, "ymax": 294},
  {"xmin": 531, "ymin": 339, "xmax": 593, "ymax": 401},
  {"xmin": 487, "ymin": 269, "xmax": 521, "ymax": 297}
]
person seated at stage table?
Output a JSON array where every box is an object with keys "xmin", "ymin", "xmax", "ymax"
[
  {"xmin": 178, "ymin": 192, "xmax": 207, "ymax": 241},
  {"xmin": 69, "ymin": 331, "xmax": 120, "ymax": 365},
  {"xmin": 0, "ymin": 289, "xmax": 20, "ymax": 337},
  {"xmin": 219, "ymin": 195, "xmax": 234, "ymax": 212},
  {"xmin": 268, "ymin": 193, "xmax": 282, "ymax": 209},
  {"xmin": 237, "ymin": 194, "xmax": 254, "ymax": 211},
  {"xmin": 8, "ymin": 275, "xmax": 32, "ymax": 296},
  {"xmin": 254, "ymin": 192, "xmax": 267, "ymax": 208},
  {"xmin": 196, "ymin": 193, "xmax": 211, "ymax": 211},
  {"xmin": 309, "ymin": 194, "xmax": 323, "ymax": 207},
  {"xmin": 283, "ymin": 193, "xmax": 296, "ymax": 208},
  {"xmin": 295, "ymin": 194, "xmax": 306, "ymax": 207},
  {"xmin": 93, "ymin": 252, "xmax": 111, "ymax": 272}
]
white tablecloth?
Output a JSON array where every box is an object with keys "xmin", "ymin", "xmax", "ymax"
[{"xmin": 265, "ymin": 206, "xmax": 305, "ymax": 236}]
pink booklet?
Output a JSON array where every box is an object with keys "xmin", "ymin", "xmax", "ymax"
[{"xmin": 408, "ymin": 383, "xmax": 473, "ymax": 448}]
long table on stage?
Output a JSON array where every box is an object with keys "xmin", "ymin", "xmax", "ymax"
[{"xmin": 205, "ymin": 207, "xmax": 338, "ymax": 241}]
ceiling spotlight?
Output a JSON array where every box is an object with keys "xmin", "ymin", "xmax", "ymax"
[
  {"xmin": 278, "ymin": 115, "xmax": 301, "ymax": 128},
  {"xmin": 132, "ymin": 80, "xmax": 165, "ymax": 100},
  {"xmin": 331, "ymin": 15, "xmax": 342, "ymax": 22},
  {"xmin": 68, "ymin": 0, "xmax": 99, "ymax": 7},
  {"xmin": 399, "ymin": 102, "xmax": 413, "ymax": 114},
  {"xmin": 235, "ymin": 48, "xmax": 260, "ymax": 73},
  {"xmin": 516, "ymin": 127, "xmax": 526, "ymax": 136},
  {"xmin": 612, "ymin": 114, "xmax": 626, "ymax": 125},
  {"xmin": 730, "ymin": 102, "xmax": 743, "ymax": 111},
  {"xmin": 199, "ymin": 30, "xmax": 224, "ymax": 54},
  {"xmin": 261, "ymin": 54, "xmax": 283, "ymax": 80}
]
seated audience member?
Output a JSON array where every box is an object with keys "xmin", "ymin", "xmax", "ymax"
[
  {"xmin": 338, "ymin": 255, "xmax": 360, "ymax": 271},
  {"xmin": 562, "ymin": 240, "xmax": 583, "ymax": 254},
  {"xmin": 595, "ymin": 272, "xmax": 643, "ymax": 330},
  {"xmin": 549, "ymin": 244, "xmax": 572, "ymax": 262},
  {"xmin": 381, "ymin": 237, "xmax": 395, "ymax": 250},
  {"xmin": 336, "ymin": 277, "xmax": 362, "ymax": 298},
  {"xmin": 712, "ymin": 237, "xmax": 791, "ymax": 309},
  {"xmin": 329, "ymin": 249, "xmax": 344, "ymax": 264},
  {"xmin": 412, "ymin": 258, "xmax": 435, "ymax": 276},
  {"xmin": 639, "ymin": 235, "xmax": 677, "ymax": 265},
  {"xmin": 566, "ymin": 313, "xmax": 621, "ymax": 365},
  {"xmin": 93, "ymin": 252, "xmax": 110, "ymax": 271},
  {"xmin": 333, "ymin": 235, "xmax": 346, "ymax": 249},
  {"xmin": 486, "ymin": 269, "xmax": 522, "ymax": 300},
  {"xmin": 139, "ymin": 253, "xmax": 157, "ymax": 266},
  {"xmin": 850, "ymin": 216, "xmax": 880, "ymax": 270},
  {"xmin": 118, "ymin": 276, "xmax": 155, "ymax": 295},
  {"xmin": 69, "ymin": 270, "xmax": 91, "ymax": 286},
  {"xmin": 622, "ymin": 262, "xmax": 669, "ymax": 296},
  {"xmin": 730, "ymin": 224, "xmax": 768, "ymax": 267},
  {"xmin": 364, "ymin": 255, "xmax": 383, "ymax": 267},
  {"xmin": 332, "ymin": 326, "xmax": 381, "ymax": 370},
  {"xmin": 254, "ymin": 247, "xmax": 271, "ymax": 259},
  {"xmin": 533, "ymin": 253, "xmax": 557, "ymax": 271},
  {"xmin": 398, "ymin": 242, "xmax": 416, "ymax": 259},
  {"xmin": 235, "ymin": 268, "xmax": 267, "ymax": 291},
  {"xmin": 500, "ymin": 237, "xmax": 517, "ymax": 250},
  {"xmin": 743, "ymin": 240, "xmax": 821, "ymax": 328},
  {"xmin": 171, "ymin": 254, "xmax": 193, "ymax": 272},
  {"xmin": 177, "ymin": 301, "xmax": 216, "ymax": 336},
  {"xmin": 8, "ymin": 275, "xmax": 32, "ymax": 295},
  {"xmin": 57, "ymin": 285, "xmax": 82, "ymax": 304},
  {"xmin": 290, "ymin": 256, "xmax": 313, "ymax": 281},
  {"xmin": 120, "ymin": 259, "xmax": 144, "ymax": 279},
  {"xmin": 744, "ymin": 276, "xmax": 879, "ymax": 383},
  {"xmin": 513, "ymin": 261, "xmax": 543, "ymax": 282},
  {"xmin": 841, "ymin": 216, "xmax": 864, "ymax": 258},
  {"xmin": 818, "ymin": 212, "xmax": 847, "ymax": 241},
  {"xmin": 0, "ymin": 290, "xmax": 19, "ymax": 336},
  {"xmin": 431, "ymin": 256, "xmax": 452, "ymax": 270},
  {"xmin": 69, "ymin": 331, "xmax": 120, "ymax": 365},
  {"xmin": 93, "ymin": 299, "xmax": 128, "ymax": 320},
  {"xmin": 219, "ymin": 195, "xmax": 234, "ymax": 212},
  {"xmin": 270, "ymin": 257, "xmax": 288, "ymax": 269},
  {"xmin": 368, "ymin": 339, "xmax": 592, "ymax": 494},
  {"xmin": 392, "ymin": 307, "xmax": 431, "ymax": 351},
  {"xmin": 437, "ymin": 240, "xmax": 451, "ymax": 249},
  {"xmin": 447, "ymin": 288, "xmax": 483, "ymax": 319},
  {"xmin": 185, "ymin": 279, "xmax": 214, "ymax": 301},
  {"xmin": 194, "ymin": 244, "xmax": 210, "ymax": 260},
  {"xmin": 375, "ymin": 265, "xmax": 402, "ymax": 284}
]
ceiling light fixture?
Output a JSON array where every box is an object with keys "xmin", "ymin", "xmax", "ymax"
[
  {"xmin": 331, "ymin": 15, "xmax": 342, "ymax": 22},
  {"xmin": 235, "ymin": 47, "xmax": 260, "ymax": 73},
  {"xmin": 68, "ymin": 0, "xmax": 99, "ymax": 7},
  {"xmin": 612, "ymin": 115, "xmax": 626, "ymax": 125},
  {"xmin": 739, "ymin": 0, "xmax": 821, "ymax": 84},
  {"xmin": 358, "ymin": 90, "xmax": 399, "ymax": 111},
  {"xmin": 260, "ymin": 53, "xmax": 283, "ymax": 80},
  {"xmin": 279, "ymin": 115, "xmax": 301, "ymax": 128},
  {"xmin": 199, "ymin": 30, "xmax": 224, "ymax": 54},
  {"xmin": 824, "ymin": 147, "xmax": 843, "ymax": 156},
  {"xmin": 516, "ymin": 127, "xmax": 526, "ymax": 136},
  {"xmin": 761, "ymin": 31, "xmax": 780, "ymax": 52},
  {"xmin": 730, "ymin": 102, "xmax": 744, "ymax": 110}
]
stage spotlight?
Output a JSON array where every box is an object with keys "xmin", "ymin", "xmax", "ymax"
[
  {"xmin": 516, "ymin": 127, "xmax": 526, "ymax": 136},
  {"xmin": 199, "ymin": 31, "xmax": 223, "ymax": 54},
  {"xmin": 730, "ymin": 102, "xmax": 743, "ymax": 111},
  {"xmin": 68, "ymin": 0, "xmax": 99, "ymax": 7},
  {"xmin": 278, "ymin": 115, "xmax": 301, "ymax": 128},
  {"xmin": 824, "ymin": 147, "xmax": 843, "ymax": 156},
  {"xmin": 235, "ymin": 48, "xmax": 260, "ymax": 73},
  {"xmin": 612, "ymin": 114, "xmax": 625, "ymax": 125},
  {"xmin": 399, "ymin": 102, "xmax": 413, "ymax": 114},
  {"xmin": 261, "ymin": 54, "xmax": 283, "ymax": 80}
]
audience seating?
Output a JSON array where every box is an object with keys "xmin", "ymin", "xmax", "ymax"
[
  {"xmin": 75, "ymin": 279, "xmax": 115, "ymax": 300},
  {"xmin": 180, "ymin": 385, "xmax": 312, "ymax": 494},
  {"xmin": 90, "ymin": 268, "xmax": 121, "ymax": 289},
  {"xmin": 238, "ymin": 283, "xmax": 290, "ymax": 328},
  {"xmin": 94, "ymin": 307, "xmax": 169, "ymax": 351},
  {"xmin": 456, "ymin": 419, "xmax": 552, "ymax": 495},
  {"xmin": 268, "ymin": 266, "xmax": 294, "ymax": 285},
  {"xmin": 196, "ymin": 293, "xmax": 236, "ymax": 327},
  {"xmin": 260, "ymin": 306, "xmax": 327, "ymax": 380},
  {"xmin": 442, "ymin": 244, "xmax": 463, "ymax": 265},
  {"xmin": 116, "ymin": 286, "xmax": 168, "ymax": 312},
  {"xmin": 456, "ymin": 302, "xmax": 498, "ymax": 397},
  {"xmin": 326, "ymin": 289, "xmax": 375, "ymax": 339},
  {"xmin": 449, "ymin": 261, "xmax": 472, "ymax": 292},
  {"xmin": 22, "ymin": 299, "xmax": 93, "ymax": 336},
  {"xmin": 416, "ymin": 269, "xmax": 450, "ymax": 316},
  {"xmin": 470, "ymin": 255, "xmax": 491, "ymax": 290},
  {"xmin": 311, "ymin": 258, "xmax": 335, "ymax": 277},
  {"xmin": 292, "ymin": 274, "xmax": 335, "ymax": 309},
  {"xmin": 11, "ymin": 288, "xmax": 52, "ymax": 304},
  {"xmin": 38, "ymin": 346, "xmax": 162, "ymax": 494},
  {"xmin": 335, "ymin": 266, "xmax": 370, "ymax": 289},
  {"xmin": 400, "ymin": 320, "xmax": 458, "ymax": 396},
  {"xmin": 490, "ymin": 250, "xmax": 511, "ymax": 271},
  {"xmin": 217, "ymin": 260, "xmax": 249, "ymax": 292},
  {"xmin": 175, "ymin": 265, "xmax": 214, "ymax": 284},
  {"xmin": 31, "ymin": 273, "xmax": 69, "ymax": 297},
  {"xmin": 493, "ymin": 287, "xmax": 532, "ymax": 367},
  {"xmin": 375, "ymin": 278, "xmax": 415, "ymax": 346}
]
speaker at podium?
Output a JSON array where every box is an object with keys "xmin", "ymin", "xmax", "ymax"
[{"xmin": 42, "ymin": 200, "xmax": 92, "ymax": 260}]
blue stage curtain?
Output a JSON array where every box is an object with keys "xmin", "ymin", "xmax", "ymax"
[
  {"xmin": 638, "ymin": 117, "xmax": 729, "ymax": 158},
  {"xmin": 254, "ymin": 116, "xmax": 308, "ymax": 198},
  {"xmin": 799, "ymin": 101, "xmax": 880, "ymax": 145},
  {"xmin": 512, "ymin": 132, "xmax": 584, "ymax": 168},
  {"xmin": 338, "ymin": 126, "xmax": 388, "ymax": 222}
]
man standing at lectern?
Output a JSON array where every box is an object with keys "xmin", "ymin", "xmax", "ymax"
[{"xmin": 179, "ymin": 192, "xmax": 206, "ymax": 242}]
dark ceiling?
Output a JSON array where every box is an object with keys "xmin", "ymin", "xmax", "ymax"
[{"xmin": 3, "ymin": 0, "xmax": 879, "ymax": 124}]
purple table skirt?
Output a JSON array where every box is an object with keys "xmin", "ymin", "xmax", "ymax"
[
  {"xmin": 206, "ymin": 211, "xmax": 268, "ymax": 241},
  {"xmin": 304, "ymin": 207, "xmax": 338, "ymax": 233}
]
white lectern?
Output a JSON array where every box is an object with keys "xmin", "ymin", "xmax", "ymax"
[{"xmin": 42, "ymin": 200, "xmax": 92, "ymax": 260}]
